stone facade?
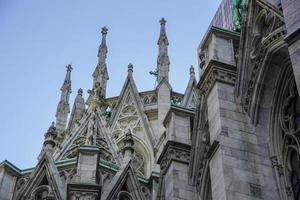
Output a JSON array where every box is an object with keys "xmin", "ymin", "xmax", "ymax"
[{"xmin": 1, "ymin": 0, "xmax": 300, "ymax": 199}]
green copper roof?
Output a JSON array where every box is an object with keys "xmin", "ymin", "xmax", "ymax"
[{"xmin": 170, "ymin": 104, "xmax": 195, "ymax": 114}]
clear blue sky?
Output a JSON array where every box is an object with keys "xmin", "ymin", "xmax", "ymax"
[{"xmin": 0, "ymin": 0, "xmax": 221, "ymax": 169}]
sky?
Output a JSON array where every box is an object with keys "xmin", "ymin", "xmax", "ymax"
[{"xmin": 0, "ymin": 0, "xmax": 221, "ymax": 169}]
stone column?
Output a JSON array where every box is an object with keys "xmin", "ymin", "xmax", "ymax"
[
  {"xmin": 158, "ymin": 141, "xmax": 195, "ymax": 200},
  {"xmin": 157, "ymin": 81, "xmax": 171, "ymax": 137},
  {"xmin": 282, "ymin": 0, "xmax": 300, "ymax": 93},
  {"xmin": 0, "ymin": 165, "xmax": 16, "ymax": 200},
  {"xmin": 198, "ymin": 26, "xmax": 279, "ymax": 200},
  {"xmin": 157, "ymin": 107, "xmax": 196, "ymax": 200},
  {"xmin": 67, "ymin": 145, "xmax": 101, "ymax": 199}
]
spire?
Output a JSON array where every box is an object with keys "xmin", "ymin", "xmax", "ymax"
[
  {"xmin": 93, "ymin": 26, "xmax": 109, "ymax": 99},
  {"xmin": 97, "ymin": 26, "xmax": 108, "ymax": 66},
  {"xmin": 67, "ymin": 88, "xmax": 86, "ymax": 131},
  {"xmin": 157, "ymin": 18, "xmax": 170, "ymax": 83},
  {"xmin": 56, "ymin": 64, "xmax": 72, "ymax": 133},
  {"xmin": 43, "ymin": 122, "xmax": 58, "ymax": 150}
]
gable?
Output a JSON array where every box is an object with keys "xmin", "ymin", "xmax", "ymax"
[
  {"xmin": 102, "ymin": 160, "xmax": 145, "ymax": 200},
  {"xmin": 54, "ymin": 109, "xmax": 121, "ymax": 165},
  {"xmin": 111, "ymin": 89, "xmax": 143, "ymax": 140},
  {"xmin": 182, "ymin": 79, "xmax": 198, "ymax": 109},
  {"xmin": 187, "ymin": 88, "xmax": 198, "ymax": 109},
  {"xmin": 109, "ymin": 75, "xmax": 156, "ymax": 177},
  {"xmin": 15, "ymin": 151, "xmax": 65, "ymax": 200}
]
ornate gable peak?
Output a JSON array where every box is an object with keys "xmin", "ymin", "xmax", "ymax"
[
  {"xmin": 15, "ymin": 151, "xmax": 66, "ymax": 200},
  {"xmin": 182, "ymin": 67, "xmax": 198, "ymax": 108},
  {"xmin": 109, "ymin": 70, "xmax": 157, "ymax": 146},
  {"xmin": 156, "ymin": 77, "xmax": 172, "ymax": 91},
  {"xmin": 53, "ymin": 106, "xmax": 121, "ymax": 165},
  {"xmin": 102, "ymin": 159, "xmax": 145, "ymax": 200}
]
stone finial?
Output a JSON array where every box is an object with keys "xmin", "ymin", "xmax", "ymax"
[
  {"xmin": 63, "ymin": 64, "xmax": 72, "ymax": 85},
  {"xmin": 44, "ymin": 122, "xmax": 57, "ymax": 149},
  {"xmin": 66, "ymin": 64, "xmax": 73, "ymax": 72},
  {"xmin": 128, "ymin": 63, "xmax": 133, "ymax": 73},
  {"xmin": 77, "ymin": 88, "xmax": 83, "ymax": 96},
  {"xmin": 92, "ymin": 26, "xmax": 109, "ymax": 99},
  {"xmin": 56, "ymin": 64, "xmax": 72, "ymax": 133},
  {"xmin": 97, "ymin": 26, "xmax": 108, "ymax": 63},
  {"xmin": 122, "ymin": 129, "xmax": 134, "ymax": 158},
  {"xmin": 157, "ymin": 17, "xmax": 170, "ymax": 83},
  {"xmin": 101, "ymin": 26, "xmax": 108, "ymax": 35},
  {"xmin": 158, "ymin": 18, "xmax": 168, "ymax": 44},
  {"xmin": 190, "ymin": 65, "xmax": 195, "ymax": 76},
  {"xmin": 160, "ymin": 18, "xmax": 166, "ymax": 25}
]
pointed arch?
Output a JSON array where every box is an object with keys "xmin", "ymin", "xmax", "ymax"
[
  {"xmin": 269, "ymin": 61, "xmax": 300, "ymax": 199},
  {"xmin": 15, "ymin": 151, "xmax": 66, "ymax": 200}
]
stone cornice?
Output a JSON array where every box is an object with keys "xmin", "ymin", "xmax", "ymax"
[
  {"xmin": 198, "ymin": 26, "xmax": 240, "ymax": 52},
  {"xmin": 163, "ymin": 105, "xmax": 195, "ymax": 126},
  {"xmin": 198, "ymin": 59, "xmax": 237, "ymax": 96},
  {"xmin": 67, "ymin": 183, "xmax": 101, "ymax": 199},
  {"xmin": 78, "ymin": 144, "xmax": 100, "ymax": 153},
  {"xmin": 157, "ymin": 141, "xmax": 191, "ymax": 174}
]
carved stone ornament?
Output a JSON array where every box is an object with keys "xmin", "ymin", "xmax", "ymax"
[
  {"xmin": 242, "ymin": 0, "xmax": 286, "ymax": 113},
  {"xmin": 69, "ymin": 191, "xmax": 98, "ymax": 200},
  {"xmin": 271, "ymin": 67, "xmax": 300, "ymax": 199},
  {"xmin": 112, "ymin": 92, "xmax": 143, "ymax": 140},
  {"xmin": 198, "ymin": 61, "xmax": 236, "ymax": 96},
  {"xmin": 30, "ymin": 185, "xmax": 55, "ymax": 200},
  {"xmin": 158, "ymin": 141, "xmax": 191, "ymax": 173}
]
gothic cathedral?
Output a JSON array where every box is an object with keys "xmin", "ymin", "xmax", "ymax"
[{"xmin": 1, "ymin": 0, "xmax": 300, "ymax": 199}]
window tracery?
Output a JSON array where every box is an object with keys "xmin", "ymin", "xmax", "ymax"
[
  {"xmin": 280, "ymin": 80, "xmax": 300, "ymax": 199},
  {"xmin": 272, "ymin": 71, "xmax": 300, "ymax": 199}
]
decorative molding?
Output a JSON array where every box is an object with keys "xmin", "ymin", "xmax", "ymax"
[
  {"xmin": 157, "ymin": 141, "xmax": 191, "ymax": 174},
  {"xmin": 269, "ymin": 65, "xmax": 300, "ymax": 199},
  {"xmin": 238, "ymin": 0, "xmax": 287, "ymax": 116},
  {"xmin": 198, "ymin": 60, "xmax": 237, "ymax": 96},
  {"xmin": 67, "ymin": 183, "xmax": 101, "ymax": 200}
]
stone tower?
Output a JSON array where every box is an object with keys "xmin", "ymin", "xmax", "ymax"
[{"xmin": 1, "ymin": 0, "xmax": 300, "ymax": 199}]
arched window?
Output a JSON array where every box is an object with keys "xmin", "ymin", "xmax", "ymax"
[
  {"xmin": 271, "ymin": 68, "xmax": 300, "ymax": 199},
  {"xmin": 118, "ymin": 191, "xmax": 133, "ymax": 200}
]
